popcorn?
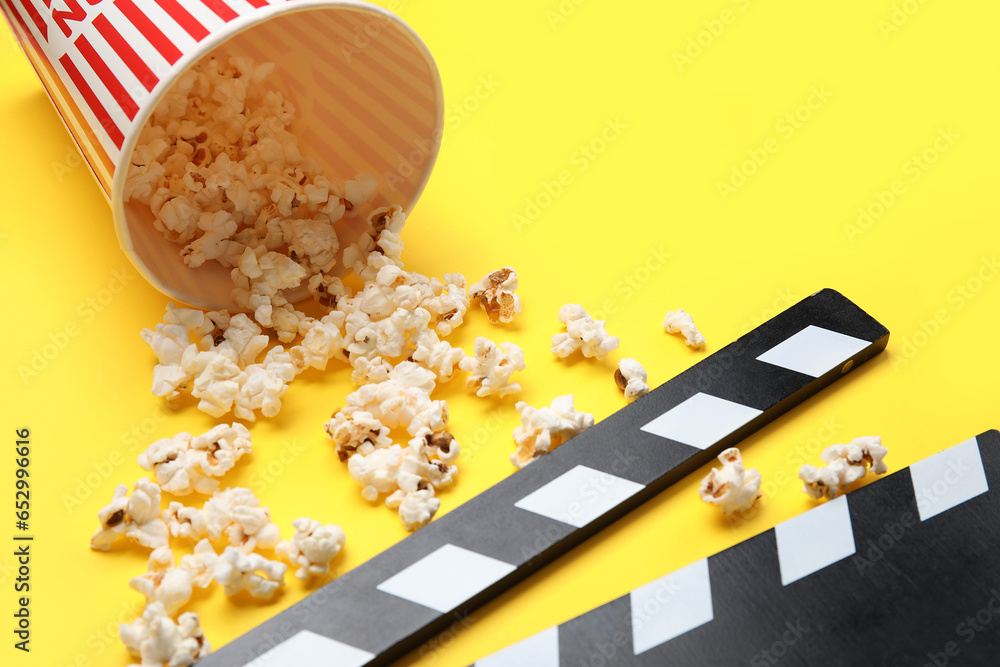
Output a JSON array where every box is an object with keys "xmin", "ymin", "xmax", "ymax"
[
  {"xmin": 324, "ymin": 410, "xmax": 392, "ymax": 462},
  {"xmin": 511, "ymin": 395, "xmax": 594, "ymax": 469},
  {"xmin": 799, "ymin": 436, "xmax": 888, "ymax": 500},
  {"xmin": 551, "ymin": 304, "xmax": 619, "ymax": 360},
  {"xmin": 615, "ymin": 357, "xmax": 650, "ymax": 402},
  {"xmin": 698, "ymin": 448, "xmax": 762, "ymax": 514},
  {"xmin": 119, "ymin": 602, "xmax": 210, "ymax": 667},
  {"xmin": 189, "ymin": 351, "xmax": 242, "ymax": 417},
  {"xmin": 141, "ymin": 305, "xmax": 231, "ymax": 399},
  {"xmin": 345, "ymin": 172, "xmax": 379, "ymax": 212},
  {"xmin": 290, "ymin": 311, "xmax": 348, "ymax": 372},
  {"xmin": 307, "ymin": 273, "xmax": 350, "ymax": 309},
  {"xmin": 280, "ymin": 217, "xmax": 339, "ymax": 274},
  {"xmin": 128, "ymin": 55, "xmax": 409, "ymax": 354},
  {"xmin": 468, "ymin": 267, "xmax": 521, "ymax": 324},
  {"xmin": 340, "ymin": 361, "xmax": 448, "ymax": 437},
  {"xmin": 181, "ymin": 211, "xmax": 237, "ymax": 268},
  {"xmin": 349, "ymin": 354, "xmax": 394, "ymax": 385},
  {"xmin": 91, "ymin": 479, "xmax": 169, "ymax": 551},
  {"xmin": 386, "ymin": 488, "xmax": 440, "ymax": 532},
  {"xmin": 424, "ymin": 273, "xmax": 469, "ymax": 336},
  {"xmin": 233, "ymin": 345, "xmax": 296, "ymax": 421},
  {"xmin": 162, "ymin": 503, "xmax": 207, "ymax": 541},
  {"xmin": 459, "ymin": 337, "xmax": 526, "ymax": 398},
  {"xmin": 410, "ymin": 329, "xmax": 464, "ymax": 382},
  {"xmin": 798, "ymin": 465, "xmax": 840, "ymax": 501},
  {"xmin": 348, "ymin": 444, "xmax": 411, "ymax": 501},
  {"xmin": 367, "ymin": 204, "xmax": 405, "ymax": 259},
  {"xmin": 213, "ymin": 546, "xmax": 287, "ymax": 598},
  {"xmin": 141, "ymin": 304, "xmax": 301, "ymax": 422},
  {"xmin": 275, "ymin": 518, "xmax": 346, "ymax": 580},
  {"xmin": 138, "ymin": 423, "xmax": 252, "ymax": 496},
  {"xmin": 129, "ymin": 547, "xmax": 199, "ymax": 616},
  {"xmin": 230, "ymin": 248, "xmax": 308, "ymax": 329},
  {"xmin": 346, "ymin": 437, "xmax": 457, "ymax": 531},
  {"xmin": 202, "ymin": 487, "xmax": 281, "ymax": 552},
  {"xmin": 175, "ymin": 543, "xmax": 216, "ymax": 591},
  {"xmin": 140, "ymin": 305, "xmax": 212, "ymax": 367},
  {"xmin": 663, "ymin": 308, "xmax": 705, "ymax": 349},
  {"xmin": 218, "ymin": 314, "xmax": 269, "ymax": 366},
  {"xmin": 423, "ymin": 430, "xmax": 460, "ymax": 465}
]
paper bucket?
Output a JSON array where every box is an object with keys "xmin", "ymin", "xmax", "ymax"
[{"xmin": 2, "ymin": 0, "xmax": 444, "ymax": 309}]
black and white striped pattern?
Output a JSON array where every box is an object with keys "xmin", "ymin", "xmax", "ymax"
[
  {"xmin": 474, "ymin": 430, "xmax": 999, "ymax": 666},
  {"xmin": 197, "ymin": 288, "xmax": 889, "ymax": 666}
]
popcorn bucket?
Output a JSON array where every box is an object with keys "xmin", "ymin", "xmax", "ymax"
[{"xmin": 2, "ymin": 0, "xmax": 443, "ymax": 309}]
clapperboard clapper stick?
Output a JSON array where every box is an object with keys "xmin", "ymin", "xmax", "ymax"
[
  {"xmin": 197, "ymin": 288, "xmax": 889, "ymax": 666},
  {"xmin": 472, "ymin": 430, "xmax": 1000, "ymax": 666}
]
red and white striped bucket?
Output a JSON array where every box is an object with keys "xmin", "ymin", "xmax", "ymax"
[{"xmin": 2, "ymin": 0, "xmax": 444, "ymax": 308}]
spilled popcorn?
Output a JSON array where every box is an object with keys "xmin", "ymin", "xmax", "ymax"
[
  {"xmin": 663, "ymin": 308, "xmax": 706, "ymax": 349},
  {"xmin": 511, "ymin": 395, "xmax": 594, "ymax": 469},
  {"xmin": 91, "ymin": 478, "xmax": 169, "ymax": 552},
  {"xmin": 799, "ymin": 436, "xmax": 888, "ymax": 500},
  {"xmin": 214, "ymin": 547, "xmax": 287, "ymax": 598},
  {"xmin": 138, "ymin": 423, "xmax": 252, "ymax": 496},
  {"xmin": 459, "ymin": 337, "xmax": 526, "ymax": 398},
  {"xmin": 468, "ymin": 267, "xmax": 521, "ymax": 324},
  {"xmin": 202, "ymin": 486, "xmax": 281, "ymax": 553},
  {"xmin": 615, "ymin": 357, "xmax": 649, "ymax": 402},
  {"xmin": 698, "ymin": 448, "xmax": 762, "ymax": 514},
  {"xmin": 96, "ymin": 475, "xmax": 348, "ymax": 664},
  {"xmin": 129, "ymin": 546, "xmax": 209, "ymax": 616},
  {"xmin": 276, "ymin": 518, "xmax": 347, "ymax": 581},
  {"xmin": 551, "ymin": 304, "xmax": 620, "ymax": 360},
  {"xmin": 119, "ymin": 602, "xmax": 209, "ymax": 667}
]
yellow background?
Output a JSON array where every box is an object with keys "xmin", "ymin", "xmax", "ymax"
[{"xmin": 3, "ymin": 1, "xmax": 999, "ymax": 665}]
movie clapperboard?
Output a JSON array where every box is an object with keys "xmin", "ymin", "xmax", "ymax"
[
  {"xmin": 197, "ymin": 288, "xmax": 891, "ymax": 666},
  {"xmin": 472, "ymin": 430, "xmax": 1000, "ymax": 666}
]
